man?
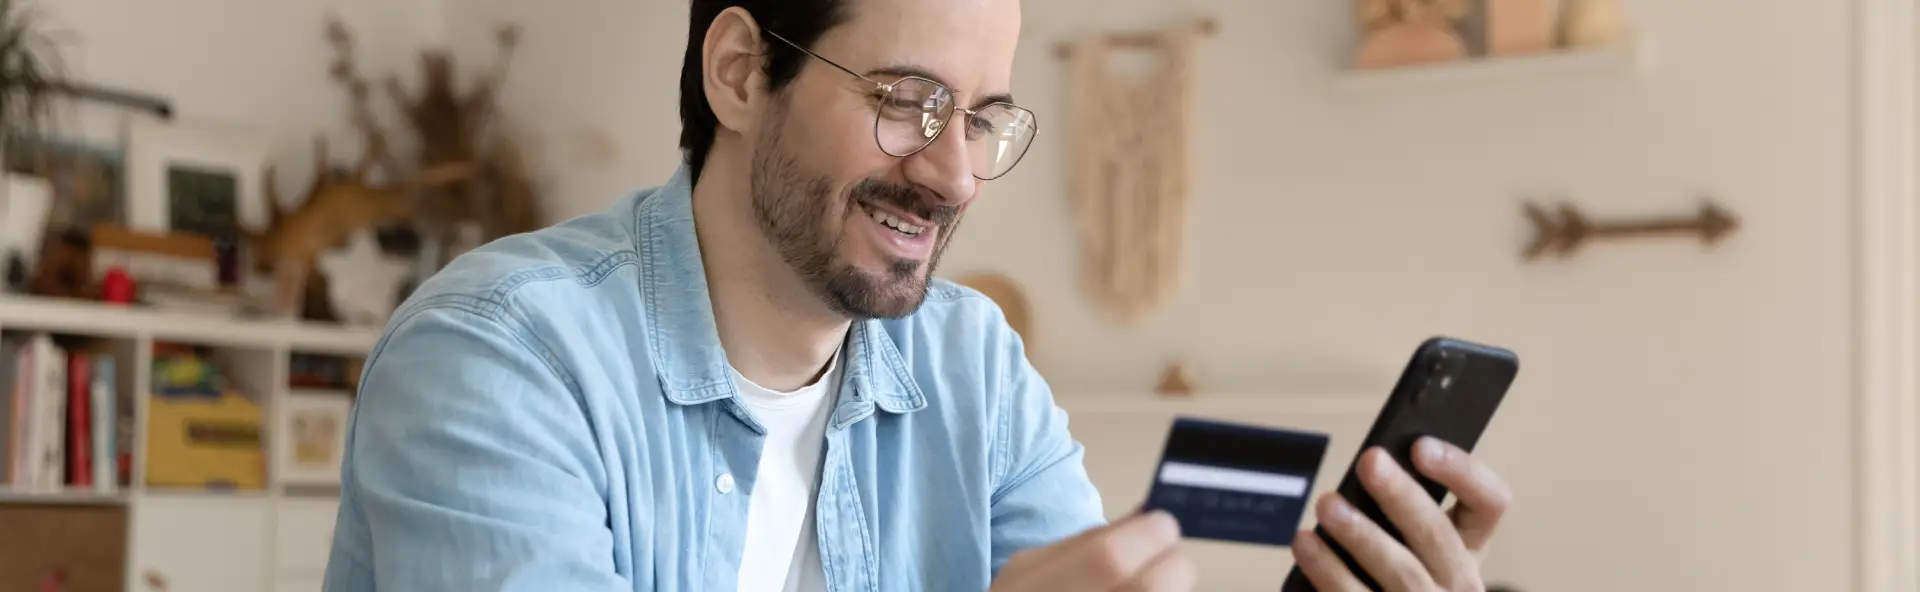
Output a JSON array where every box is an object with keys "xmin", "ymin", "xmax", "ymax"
[{"xmin": 322, "ymin": 0, "xmax": 1514, "ymax": 590}]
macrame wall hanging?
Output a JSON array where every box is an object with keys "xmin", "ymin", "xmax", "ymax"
[{"xmin": 1058, "ymin": 19, "xmax": 1213, "ymax": 326}]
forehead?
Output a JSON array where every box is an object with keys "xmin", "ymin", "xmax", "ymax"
[{"xmin": 814, "ymin": 0, "xmax": 1022, "ymax": 99}]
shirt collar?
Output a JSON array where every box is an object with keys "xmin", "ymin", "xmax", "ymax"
[{"xmin": 634, "ymin": 165, "xmax": 927, "ymax": 417}]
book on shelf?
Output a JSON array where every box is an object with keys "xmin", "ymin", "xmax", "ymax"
[{"xmin": 0, "ymin": 332, "xmax": 126, "ymax": 492}]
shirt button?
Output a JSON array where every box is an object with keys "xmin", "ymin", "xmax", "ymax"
[{"xmin": 716, "ymin": 473, "xmax": 735, "ymax": 494}]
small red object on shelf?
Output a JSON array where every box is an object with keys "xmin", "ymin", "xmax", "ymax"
[{"xmin": 101, "ymin": 267, "xmax": 137, "ymax": 304}]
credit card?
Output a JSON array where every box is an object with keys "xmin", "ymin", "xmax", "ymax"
[{"xmin": 1142, "ymin": 416, "xmax": 1331, "ymax": 547}]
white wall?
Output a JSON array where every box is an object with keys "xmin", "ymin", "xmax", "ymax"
[
  {"xmin": 441, "ymin": 0, "xmax": 691, "ymax": 224},
  {"xmin": 43, "ymin": 0, "xmax": 444, "ymax": 195},
  {"xmin": 449, "ymin": 1, "xmax": 1858, "ymax": 591}
]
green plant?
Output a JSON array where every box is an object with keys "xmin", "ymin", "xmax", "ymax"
[{"xmin": 0, "ymin": 0, "xmax": 66, "ymax": 145}]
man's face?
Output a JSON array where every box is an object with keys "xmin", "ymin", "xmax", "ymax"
[{"xmin": 747, "ymin": 0, "xmax": 1022, "ymax": 319}]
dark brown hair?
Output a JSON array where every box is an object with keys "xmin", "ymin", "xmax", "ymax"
[{"xmin": 679, "ymin": 1, "xmax": 850, "ymax": 183}]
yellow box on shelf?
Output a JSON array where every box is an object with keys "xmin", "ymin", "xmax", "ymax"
[{"xmin": 144, "ymin": 391, "xmax": 266, "ymax": 491}]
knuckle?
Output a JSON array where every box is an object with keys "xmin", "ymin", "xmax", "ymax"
[
  {"xmin": 1489, "ymin": 480, "xmax": 1515, "ymax": 511},
  {"xmin": 1403, "ymin": 517, "xmax": 1447, "ymax": 549},
  {"xmin": 1339, "ymin": 528, "xmax": 1380, "ymax": 557}
]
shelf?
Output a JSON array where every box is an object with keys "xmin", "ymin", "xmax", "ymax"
[
  {"xmin": 0, "ymin": 294, "xmax": 383, "ymax": 354},
  {"xmin": 137, "ymin": 487, "xmax": 271, "ymax": 500},
  {"xmin": 1332, "ymin": 34, "xmax": 1654, "ymax": 94},
  {"xmin": 0, "ymin": 486, "xmax": 130, "ymax": 506},
  {"xmin": 282, "ymin": 483, "xmax": 342, "ymax": 499}
]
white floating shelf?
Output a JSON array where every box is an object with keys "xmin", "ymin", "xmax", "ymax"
[
  {"xmin": 0, "ymin": 294, "xmax": 383, "ymax": 354},
  {"xmin": 1333, "ymin": 34, "xmax": 1655, "ymax": 94},
  {"xmin": 0, "ymin": 486, "xmax": 130, "ymax": 506}
]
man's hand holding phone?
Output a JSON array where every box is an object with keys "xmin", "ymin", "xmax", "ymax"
[{"xmin": 1291, "ymin": 438, "xmax": 1513, "ymax": 592}]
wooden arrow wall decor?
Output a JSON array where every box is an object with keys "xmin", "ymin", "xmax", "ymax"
[{"xmin": 1522, "ymin": 198, "xmax": 1740, "ymax": 261}]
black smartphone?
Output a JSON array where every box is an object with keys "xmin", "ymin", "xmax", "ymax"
[{"xmin": 1280, "ymin": 336, "xmax": 1520, "ymax": 592}]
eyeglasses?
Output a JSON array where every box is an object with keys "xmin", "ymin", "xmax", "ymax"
[{"xmin": 762, "ymin": 29, "xmax": 1038, "ymax": 181}]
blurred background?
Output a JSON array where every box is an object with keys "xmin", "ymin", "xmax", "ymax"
[{"xmin": 0, "ymin": 0, "xmax": 1915, "ymax": 591}]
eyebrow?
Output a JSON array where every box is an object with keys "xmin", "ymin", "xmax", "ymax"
[{"xmin": 865, "ymin": 64, "xmax": 1017, "ymax": 108}]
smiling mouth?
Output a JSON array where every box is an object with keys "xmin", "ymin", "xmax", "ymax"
[{"xmin": 859, "ymin": 201, "xmax": 929, "ymax": 238}]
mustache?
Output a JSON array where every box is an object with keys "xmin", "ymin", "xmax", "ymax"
[{"xmin": 851, "ymin": 179, "xmax": 959, "ymax": 227}]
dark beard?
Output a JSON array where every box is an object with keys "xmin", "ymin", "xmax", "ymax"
[{"xmin": 747, "ymin": 111, "xmax": 963, "ymax": 320}]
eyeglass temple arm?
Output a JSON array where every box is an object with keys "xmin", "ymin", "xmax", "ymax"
[{"xmin": 760, "ymin": 29, "xmax": 891, "ymax": 92}]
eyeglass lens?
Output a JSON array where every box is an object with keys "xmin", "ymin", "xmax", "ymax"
[{"xmin": 873, "ymin": 77, "xmax": 1036, "ymax": 180}]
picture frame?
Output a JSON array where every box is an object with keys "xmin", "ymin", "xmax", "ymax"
[
  {"xmin": 124, "ymin": 117, "xmax": 274, "ymax": 241},
  {"xmin": 3, "ymin": 132, "xmax": 127, "ymax": 235},
  {"xmin": 272, "ymin": 389, "xmax": 352, "ymax": 487}
]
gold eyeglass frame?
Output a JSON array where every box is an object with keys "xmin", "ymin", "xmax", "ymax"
[{"xmin": 761, "ymin": 28, "xmax": 1038, "ymax": 181}]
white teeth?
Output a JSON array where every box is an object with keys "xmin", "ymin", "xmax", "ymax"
[{"xmin": 866, "ymin": 205, "xmax": 925, "ymax": 236}]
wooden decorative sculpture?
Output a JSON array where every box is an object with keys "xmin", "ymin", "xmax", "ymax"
[
  {"xmin": 329, "ymin": 16, "xmax": 543, "ymax": 256},
  {"xmin": 1354, "ymin": 0, "xmax": 1469, "ymax": 69},
  {"xmin": 248, "ymin": 142, "xmax": 471, "ymax": 317},
  {"xmin": 1484, "ymin": 0, "xmax": 1555, "ymax": 55},
  {"xmin": 1560, "ymin": 0, "xmax": 1626, "ymax": 48},
  {"xmin": 245, "ymin": 130, "xmax": 472, "ymax": 317},
  {"xmin": 27, "ymin": 229, "xmax": 91, "ymax": 300},
  {"xmin": 1522, "ymin": 199, "xmax": 1740, "ymax": 261},
  {"xmin": 1063, "ymin": 20, "xmax": 1207, "ymax": 325},
  {"xmin": 1155, "ymin": 361, "xmax": 1196, "ymax": 398}
]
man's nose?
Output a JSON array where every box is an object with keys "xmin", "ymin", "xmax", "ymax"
[{"xmin": 902, "ymin": 114, "xmax": 978, "ymax": 208}]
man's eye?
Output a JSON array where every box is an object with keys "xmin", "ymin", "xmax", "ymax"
[{"xmin": 877, "ymin": 96, "xmax": 930, "ymax": 121}]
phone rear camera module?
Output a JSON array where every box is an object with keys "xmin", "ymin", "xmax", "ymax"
[{"xmin": 1417, "ymin": 376, "xmax": 1448, "ymax": 405}]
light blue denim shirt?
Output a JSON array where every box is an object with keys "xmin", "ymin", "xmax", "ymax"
[{"xmin": 321, "ymin": 165, "xmax": 1107, "ymax": 591}]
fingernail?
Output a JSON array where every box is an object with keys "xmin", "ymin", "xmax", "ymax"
[
  {"xmin": 1419, "ymin": 437, "xmax": 1448, "ymax": 464},
  {"xmin": 1324, "ymin": 496, "xmax": 1354, "ymax": 524},
  {"xmin": 1370, "ymin": 450, "xmax": 1398, "ymax": 479}
]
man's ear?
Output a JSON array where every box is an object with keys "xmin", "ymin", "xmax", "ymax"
[{"xmin": 703, "ymin": 7, "xmax": 766, "ymax": 137}]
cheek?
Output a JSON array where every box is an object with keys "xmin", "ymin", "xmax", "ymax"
[
  {"xmin": 820, "ymin": 121, "xmax": 894, "ymax": 179},
  {"xmin": 786, "ymin": 95, "xmax": 896, "ymax": 181}
]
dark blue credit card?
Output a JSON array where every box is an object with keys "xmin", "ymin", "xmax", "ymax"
[{"xmin": 1142, "ymin": 416, "xmax": 1331, "ymax": 547}]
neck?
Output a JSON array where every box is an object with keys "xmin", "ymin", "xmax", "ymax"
[{"xmin": 690, "ymin": 154, "xmax": 850, "ymax": 392}]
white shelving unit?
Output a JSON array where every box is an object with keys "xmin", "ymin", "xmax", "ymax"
[
  {"xmin": 0, "ymin": 294, "xmax": 380, "ymax": 592},
  {"xmin": 1332, "ymin": 34, "xmax": 1656, "ymax": 94}
]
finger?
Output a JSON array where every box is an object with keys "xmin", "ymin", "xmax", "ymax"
[
  {"xmin": 1410, "ymin": 437, "xmax": 1513, "ymax": 553},
  {"xmin": 1063, "ymin": 510, "xmax": 1184, "ymax": 587},
  {"xmin": 1115, "ymin": 546, "xmax": 1197, "ymax": 592},
  {"xmin": 1313, "ymin": 492, "xmax": 1437, "ymax": 592},
  {"xmin": 1022, "ymin": 510, "xmax": 1164, "ymax": 566},
  {"xmin": 1357, "ymin": 447, "xmax": 1476, "ymax": 585},
  {"xmin": 1291, "ymin": 530, "xmax": 1369, "ymax": 592}
]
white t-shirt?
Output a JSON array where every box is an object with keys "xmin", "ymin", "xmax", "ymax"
[{"xmin": 732, "ymin": 348, "xmax": 841, "ymax": 592}]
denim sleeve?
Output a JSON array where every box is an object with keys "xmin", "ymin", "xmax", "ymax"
[
  {"xmin": 986, "ymin": 329, "xmax": 1108, "ymax": 574},
  {"xmin": 335, "ymin": 304, "xmax": 628, "ymax": 590}
]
